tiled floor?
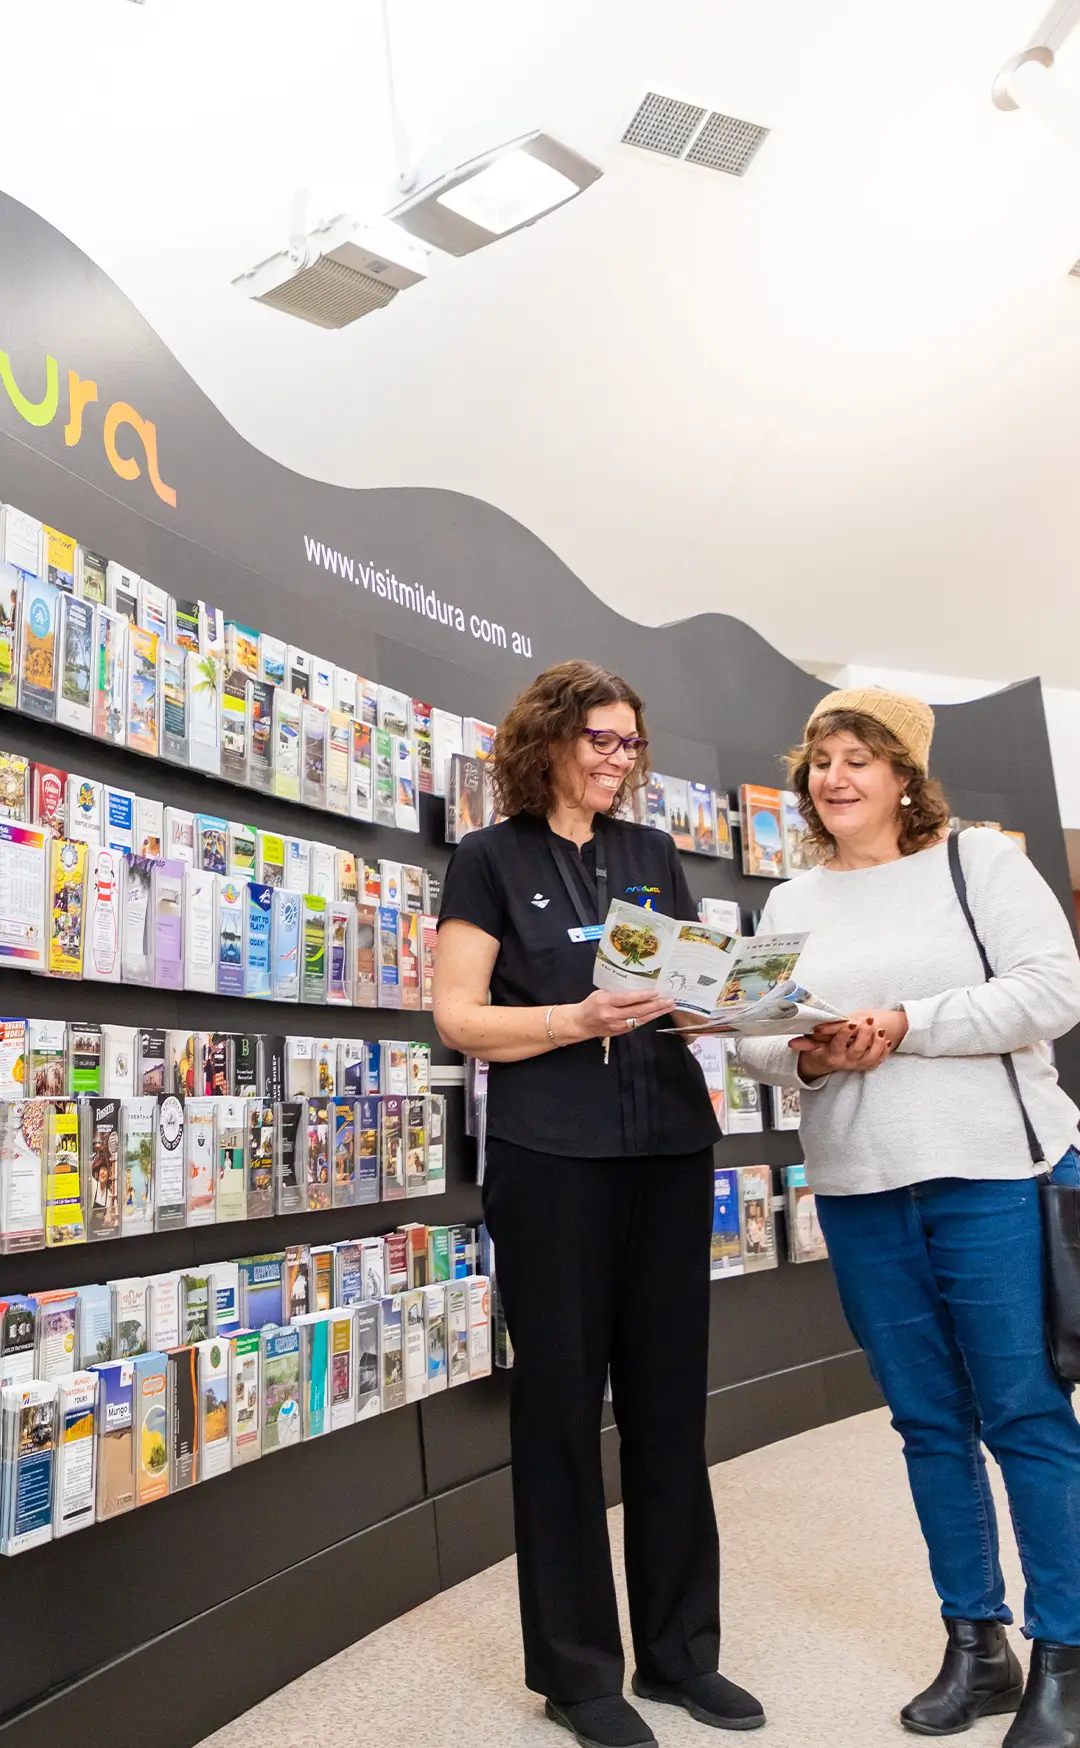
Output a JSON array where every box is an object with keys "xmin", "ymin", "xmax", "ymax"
[{"xmin": 200, "ymin": 1407, "xmax": 1030, "ymax": 1748}]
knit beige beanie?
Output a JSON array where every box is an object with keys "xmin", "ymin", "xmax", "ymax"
[{"xmin": 806, "ymin": 688, "xmax": 935, "ymax": 774}]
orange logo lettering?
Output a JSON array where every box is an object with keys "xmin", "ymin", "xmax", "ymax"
[
  {"xmin": 104, "ymin": 401, "xmax": 177, "ymax": 508},
  {"xmin": 0, "ymin": 344, "xmax": 177, "ymax": 508}
]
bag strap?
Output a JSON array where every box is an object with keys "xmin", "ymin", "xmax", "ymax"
[
  {"xmin": 947, "ymin": 828, "xmax": 1045, "ymax": 1167},
  {"xmin": 548, "ymin": 816, "xmax": 609, "ymax": 930}
]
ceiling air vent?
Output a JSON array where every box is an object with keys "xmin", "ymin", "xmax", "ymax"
[
  {"xmin": 622, "ymin": 93, "xmax": 708, "ymax": 159},
  {"xmin": 1069, "ymin": 259, "xmax": 1080, "ymax": 278},
  {"xmin": 621, "ymin": 92, "xmax": 769, "ymax": 177},
  {"xmin": 685, "ymin": 110, "xmax": 769, "ymax": 175}
]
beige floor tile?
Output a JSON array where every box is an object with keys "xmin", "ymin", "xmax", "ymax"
[{"xmin": 199, "ymin": 1407, "xmax": 1031, "ymax": 1748}]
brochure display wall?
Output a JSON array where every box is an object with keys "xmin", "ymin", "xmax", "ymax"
[{"xmin": 0, "ymin": 190, "xmax": 1075, "ymax": 1748}]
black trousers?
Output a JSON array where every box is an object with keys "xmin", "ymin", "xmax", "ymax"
[{"xmin": 482, "ymin": 1138, "xmax": 721, "ymax": 1703}]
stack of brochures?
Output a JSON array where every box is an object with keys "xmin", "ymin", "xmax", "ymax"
[
  {"xmin": 0, "ymin": 1019, "xmax": 436, "ymax": 1105},
  {"xmin": 0, "ymin": 1230, "xmax": 494, "ymax": 1553},
  {"xmin": 0, "ymin": 770, "xmax": 446, "ymax": 1006},
  {"xmin": 0, "ymin": 501, "xmax": 508, "ymax": 816},
  {"xmin": 784, "ymin": 1163, "xmax": 828, "ymax": 1264},
  {"xmin": 710, "ymin": 1162, "xmax": 826, "ymax": 1278},
  {"xmin": 0, "ymin": 1089, "xmax": 448, "ymax": 1255},
  {"xmin": 0, "ymin": 502, "xmax": 1030, "ymax": 882},
  {"xmin": 710, "ymin": 1163, "xmax": 780, "ymax": 1281}
]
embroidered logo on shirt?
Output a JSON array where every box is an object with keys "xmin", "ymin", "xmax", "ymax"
[
  {"xmin": 625, "ymin": 884, "xmax": 660, "ymax": 910},
  {"xmin": 531, "ymin": 893, "xmax": 550, "ymax": 909}
]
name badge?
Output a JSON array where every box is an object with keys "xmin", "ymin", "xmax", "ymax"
[{"xmin": 568, "ymin": 925, "xmax": 604, "ymax": 943}]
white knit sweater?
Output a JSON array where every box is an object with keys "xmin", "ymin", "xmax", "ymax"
[{"xmin": 734, "ymin": 829, "xmax": 1080, "ymax": 1195}]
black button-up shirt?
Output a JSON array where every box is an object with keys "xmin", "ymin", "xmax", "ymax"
[{"xmin": 439, "ymin": 812, "xmax": 719, "ymax": 1158}]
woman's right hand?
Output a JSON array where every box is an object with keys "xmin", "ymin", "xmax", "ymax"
[
  {"xmin": 561, "ymin": 988, "xmax": 677, "ymax": 1043},
  {"xmin": 789, "ymin": 1015, "xmax": 891, "ymax": 1081}
]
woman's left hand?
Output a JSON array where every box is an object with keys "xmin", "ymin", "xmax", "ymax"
[{"xmin": 812, "ymin": 1009, "xmax": 909, "ymax": 1052}]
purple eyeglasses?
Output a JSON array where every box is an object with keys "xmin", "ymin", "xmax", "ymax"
[{"xmin": 580, "ymin": 729, "xmax": 649, "ymax": 757}]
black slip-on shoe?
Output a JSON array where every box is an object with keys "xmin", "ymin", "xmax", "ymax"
[
  {"xmin": 632, "ymin": 1670, "xmax": 765, "ymax": 1731},
  {"xmin": 545, "ymin": 1695, "xmax": 658, "ymax": 1748}
]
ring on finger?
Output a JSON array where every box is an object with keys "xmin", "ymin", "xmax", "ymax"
[{"xmin": 625, "ymin": 1016, "xmax": 637, "ymax": 1031}]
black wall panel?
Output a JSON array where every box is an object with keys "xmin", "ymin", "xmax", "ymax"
[
  {"xmin": 420, "ymin": 1369, "xmax": 513, "ymax": 1495},
  {"xmin": 0, "ymin": 1503, "xmax": 443, "ymax": 1748},
  {"xmin": 0, "ymin": 1406, "xmax": 426, "ymax": 1718},
  {"xmin": 434, "ymin": 1466, "xmax": 516, "ymax": 1592}
]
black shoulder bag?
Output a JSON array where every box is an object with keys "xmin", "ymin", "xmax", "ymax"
[{"xmin": 947, "ymin": 828, "xmax": 1080, "ymax": 1380}]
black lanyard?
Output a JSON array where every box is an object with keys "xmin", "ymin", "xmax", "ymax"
[{"xmin": 549, "ymin": 820, "xmax": 608, "ymax": 929}]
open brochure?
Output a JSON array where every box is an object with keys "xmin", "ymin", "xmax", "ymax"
[{"xmin": 593, "ymin": 900, "xmax": 846, "ymax": 1034}]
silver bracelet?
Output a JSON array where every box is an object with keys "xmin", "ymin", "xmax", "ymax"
[{"xmin": 545, "ymin": 1005, "xmax": 558, "ymax": 1046}]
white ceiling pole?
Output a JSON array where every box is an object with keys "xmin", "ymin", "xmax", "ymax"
[
  {"xmin": 378, "ymin": 0, "xmax": 416, "ymax": 193},
  {"xmin": 287, "ymin": 186, "xmax": 310, "ymax": 261},
  {"xmin": 1029, "ymin": 0, "xmax": 1080, "ymax": 54}
]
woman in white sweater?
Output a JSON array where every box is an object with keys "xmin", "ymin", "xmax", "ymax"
[{"xmin": 736, "ymin": 688, "xmax": 1080, "ymax": 1748}]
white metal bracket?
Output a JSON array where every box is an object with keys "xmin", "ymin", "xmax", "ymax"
[{"xmin": 994, "ymin": 0, "xmax": 1080, "ymax": 108}]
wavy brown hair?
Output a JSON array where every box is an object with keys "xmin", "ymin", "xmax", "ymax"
[
  {"xmin": 787, "ymin": 708, "xmax": 951, "ymax": 860},
  {"xmin": 491, "ymin": 660, "xmax": 648, "ymax": 819}
]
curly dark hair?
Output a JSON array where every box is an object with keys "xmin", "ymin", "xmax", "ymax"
[
  {"xmin": 787, "ymin": 709, "xmax": 951, "ymax": 859},
  {"xmin": 491, "ymin": 660, "xmax": 648, "ymax": 819}
]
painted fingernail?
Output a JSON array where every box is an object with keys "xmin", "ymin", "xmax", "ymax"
[{"xmin": 877, "ymin": 1029, "xmax": 886, "ymax": 1038}]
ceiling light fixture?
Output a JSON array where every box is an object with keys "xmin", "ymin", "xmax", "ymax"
[
  {"xmin": 993, "ymin": 1, "xmax": 1080, "ymax": 148},
  {"xmin": 377, "ymin": 0, "xmax": 600, "ymax": 257},
  {"xmin": 385, "ymin": 129, "xmax": 601, "ymax": 256},
  {"xmin": 233, "ymin": 0, "xmax": 602, "ymax": 325}
]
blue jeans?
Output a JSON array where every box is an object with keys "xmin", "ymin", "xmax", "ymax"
[{"xmin": 815, "ymin": 1151, "xmax": 1080, "ymax": 1644}]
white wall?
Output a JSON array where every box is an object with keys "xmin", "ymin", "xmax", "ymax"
[
  {"xmin": 829, "ymin": 664, "xmax": 1080, "ymax": 831},
  {"xmin": 1042, "ymin": 689, "xmax": 1080, "ymax": 834}
]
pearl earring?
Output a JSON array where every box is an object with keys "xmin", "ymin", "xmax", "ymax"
[{"xmin": 900, "ymin": 794, "xmax": 912, "ymax": 808}]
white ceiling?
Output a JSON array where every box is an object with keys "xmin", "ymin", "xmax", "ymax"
[{"xmin": 4, "ymin": 0, "xmax": 1080, "ymax": 684}]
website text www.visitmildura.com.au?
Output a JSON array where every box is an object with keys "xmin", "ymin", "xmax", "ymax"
[{"xmin": 303, "ymin": 535, "xmax": 534, "ymax": 659}]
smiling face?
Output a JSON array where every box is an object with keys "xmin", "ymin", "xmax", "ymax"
[
  {"xmin": 551, "ymin": 701, "xmax": 641, "ymax": 816},
  {"xmin": 807, "ymin": 729, "xmax": 907, "ymax": 847}
]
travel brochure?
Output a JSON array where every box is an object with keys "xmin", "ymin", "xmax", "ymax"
[{"xmin": 593, "ymin": 901, "xmax": 845, "ymax": 1032}]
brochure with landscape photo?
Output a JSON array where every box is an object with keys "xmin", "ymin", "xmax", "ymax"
[{"xmin": 594, "ymin": 900, "xmax": 845, "ymax": 1032}]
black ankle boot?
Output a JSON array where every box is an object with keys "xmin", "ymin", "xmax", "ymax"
[
  {"xmin": 900, "ymin": 1620, "xmax": 1023, "ymax": 1736},
  {"xmin": 1004, "ymin": 1642, "xmax": 1080, "ymax": 1747}
]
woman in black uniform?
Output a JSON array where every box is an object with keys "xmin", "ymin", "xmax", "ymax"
[{"xmin": 435, "ymin": 661, "xmax": 764, "ymax": 1748}]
